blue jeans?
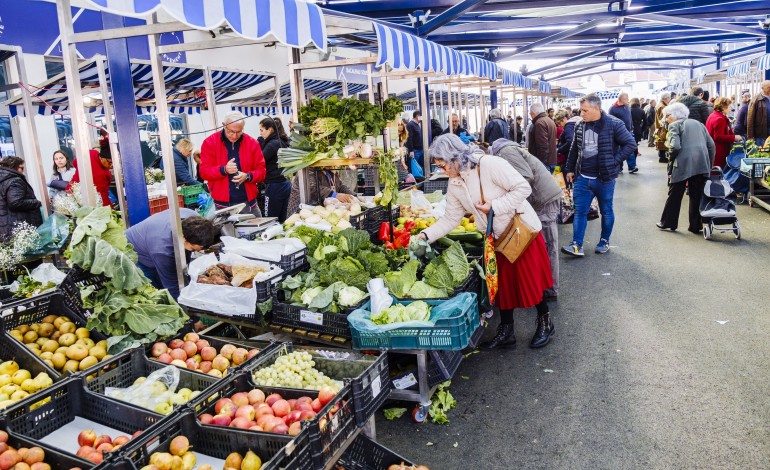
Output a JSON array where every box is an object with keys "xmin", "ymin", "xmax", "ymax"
[
  {"xmin": 624, "ymin": 150, "xmax": 637, "ymax": 170},
  {"xmin": 264, "ymin": 180, "xmax": 292, "ymax": 223},
  {"xmin": 572, "ymin": 176, "xmax": 616, "ymax": 246}
]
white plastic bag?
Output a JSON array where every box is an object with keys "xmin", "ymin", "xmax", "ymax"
[
  {"xmin": 367, "ymin": 278, "xmax": 392, "ymax": 317},
  {"xmin": 30, "ymin": 263, "xmax": 67, "ymax": 285},
  {"xmin": 105, "ymin": 365, "xmax": 180, "ymax": 412},
  {"xmin": 178, "ymin": 252, "xmax": 278, "ymax": 316},
  {"xmin": 221, "ymin": 236, "xmax": 304, "ymax": 262},
  {"xmin": 409, "ymin": 190, "xmax": 432, "ymax": 213}
]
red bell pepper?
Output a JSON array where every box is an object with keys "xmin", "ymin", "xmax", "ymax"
[{"xmin": 378, "ymin": 222, "xmax": 391, "ymax": 242}]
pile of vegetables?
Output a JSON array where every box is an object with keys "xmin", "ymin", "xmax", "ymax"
[
  {"xmin": 12, "ymin": 275, "xmax": 56, "ymax": 298},
  {"xmin": 382, "ymin": 241, "xmax": 471, "ymax": 299},
  {"xmin": 283, "ymin": 203, "xmax": 362, "ymax": 232},
  {"xmin": 65, "ymin": 207, "xmax": 188, "ymax": 353},
  {"xmin": 370, "ymin": 301, "xmax": 431, "ymax": 325}
]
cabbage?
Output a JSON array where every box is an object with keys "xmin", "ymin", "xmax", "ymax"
[
  {"xmin": 338, "ymin": 286, "xmax": 367, "ymax": 307},
  {"xmin": 407, "ymin": 281, "xmax": 448, "ymax": 299},
  {"xmin": 383, "ymin": 260, "xmax": 418, "ymax": 298},
  {"xmin": 300, "ymin": 286, "xmax": 325, "ymax": 306},
  {"xmin": 299, "ymin": 208, "xmax": 314, "ymax": 219},
  {"xmin": 370, "ymin": 301, "xmax": 431, "ymax": 325}
]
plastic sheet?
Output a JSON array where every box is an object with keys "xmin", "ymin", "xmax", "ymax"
[
  {"xmin": 28, "ymin": 213, "xmax": 70, "ymax": 255},
  {"xmin": 105, "ymin": 365, "xmax": 180, "ymax": 411},
  {"xmin": 220, "ymin": 236, "xmax": 304, "ymax": 262}
]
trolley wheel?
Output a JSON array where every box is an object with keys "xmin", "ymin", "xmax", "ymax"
[
  {"xmin": 412, "ymin": 405, "xmax": 429, "ymax": 423},
  {"xmin": 703, "ymin": 224, "xmax": 712, "ymax": 240},
  {"xmin": 735, "ymin": 222, "xmax": 741, "ymax": 240},
  {"xmin": 748, "ymin": 199, "xmax": 754, "ymax": 208}
]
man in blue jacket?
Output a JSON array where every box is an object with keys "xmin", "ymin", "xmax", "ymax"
[
  {"xmin": 561, "ymin": 94, "xmax": 637, "ymax": 257},
  {"xmin": 608, "ymin": 92, "xmax": 638, "ymax": 173}
]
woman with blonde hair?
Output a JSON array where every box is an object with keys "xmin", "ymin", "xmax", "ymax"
[{"xmin": 160, "ymin": 138, "xmax": 199, "ymax": 186}]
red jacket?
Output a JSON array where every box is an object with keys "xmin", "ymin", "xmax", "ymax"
[
  {"xmin": 705, "ymin": 111, "xmax": 735, "ymax": 168},
  {"xmin": 68, "ymin": 149, "xmax": 112, "ymax": 206},
  {"xmin": 200, "ymin": 131, "xmax": 266, "ymax": 204}
]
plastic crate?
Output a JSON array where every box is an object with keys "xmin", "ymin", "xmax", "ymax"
[
  {"xmin": 742, "ymin": 157, "xmax": 770, "ymax": 178},
  {"xmin": 363, "ymin": 165, "xmax": 380, "ymax": 197},
  {"xmin": 118, "ymin": 410, "xmax": 308, "ymax": 470},
  {"xmin": 0, "ymin": 292, "xmax": 109, "ymax": 379},
  {"xmin": 4, "ymin": 430, "xmax": 120, "ymax": 470},
  {"xmin": 349, "ymin": 295, "xmax": 481, "ymax": 351},
  {"xmin": 270, "ymin": 291, "xmax": 360, "ymax": 340},
  {"xmin": 3, "ymin": 376, "xmax": 162, "ymax": 463},
  {"xmin": 84, "ymin": 348, "xmax": 221, "ymax": 413},
  {"xmin": 58, "ymin": 266, "xmax": 109, "ymax": 318},
  {"xmin": 335, "ymin": 434, "xmax": 415, "ymax": 470},
  {"xmin": 237, "ymin": 247, "xmax": 308, "ymax": 272},
  {"xmin": 423, "ymin": 178, "xmax": 448, "ymax": 194},
  {"xmin": 350, "ymin": 206, "xmax": 401, "ymax": 243},
  {"xmin": 178, "ymin": 184, "xmax": 204, "ymax": 206},
  {"xmin": 348, "ymin": 351, "xmax": 389, "ymax": 427}
]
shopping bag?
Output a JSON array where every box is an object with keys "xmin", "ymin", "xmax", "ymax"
[
  {"xmin": 482, "ymin": 210, "xmax": 498, "ymax": 306},
  {"xmin": 410, "ymin": 157, "xmax": 424, "ymax": 179}
]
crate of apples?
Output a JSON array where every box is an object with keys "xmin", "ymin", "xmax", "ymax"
[
  {"xmin": 0, "ymin": 433, "xmax": 52, "ymax": 470},
  {"xmin": 75, "ymin": 429, "xmax": 140, "ymax": 465},
  {"xmin": 198, "ymin": 386, "xmax": 337, "ymax": 437},
  {"xmin": 7, "ymin": 315, "xmax": 109, "ymax": 376},
  {"xmin": 149, "ymin": 333, "xmax": 260, "ymax": 379}
]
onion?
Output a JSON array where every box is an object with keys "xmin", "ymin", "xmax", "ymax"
[{"xmin": 360, "ymin": 143, "xmax": 373, "ymax": 159}]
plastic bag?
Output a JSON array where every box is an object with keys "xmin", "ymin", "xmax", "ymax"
[
  {"xmin": 367, "ymin": 278, "xmax": 392, "ymax": 317},
  {"xmin": 347, "ymin": 293, "xmax": 477, "ymax": 333},
  {"xmin": 28, "ymin": 213, "xmax": 70, "ymax": 255},
  {"xmin": 221, "ymin": 236, "xmax": 304, "ymax": 262},
  {"xmin": 178, "ymin": 252, "xmax": 279, "ymax": 316},
  {"xmin": 197, "ymin": 192, "xmax": 215, "ymax": 220},
  {"xmin": 105, "ymin": 365, "xmax": 181, "ymax": 412},
  {"xmin": 409, "ymin": 190, "xmax": 432, "ymax": 213}
]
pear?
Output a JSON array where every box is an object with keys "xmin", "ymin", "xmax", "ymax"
[
  {"xmin": 0, "ymin": 361, "xmax": 20, "ymax": 376},
  {"xmin": 241, "ymin": 450, "xmax": 262, "ymax": 470}
]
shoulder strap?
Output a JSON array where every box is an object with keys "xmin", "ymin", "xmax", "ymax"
[{"xmin": 477, "ymin": 155, "xmax": 485, "ymax": 204}]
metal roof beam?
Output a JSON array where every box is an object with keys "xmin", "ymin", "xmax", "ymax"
[
  {"xmin": 525, "ymin": 48, "xmax": 618, "ymax": 75},
  {"xmin": 506, "ymin": 18, "xmax": 615, "ymax": 57},
  {"xmin": 417, "ymin": 0, "xmax": 490, "ymax": 36},
  {"xmin": 630, "ymin": 13, "xmax": 767, "ymax": 36},
  {"xmin": 547, "ymin": 64, "xmax": 612, "ymax": 82},
  {"xmin": 623, "ymin": 46, "xmax": 717, "ymax": 58}
]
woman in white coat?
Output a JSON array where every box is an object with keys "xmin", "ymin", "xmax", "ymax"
[{"xmin": 418, "ymin": 134, "xmax": 554, "ymax": 349}]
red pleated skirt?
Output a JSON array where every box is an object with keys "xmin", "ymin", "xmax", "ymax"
[{"xmin": 496, "ymin": 233, "xmax": 553, "ymax": 310}]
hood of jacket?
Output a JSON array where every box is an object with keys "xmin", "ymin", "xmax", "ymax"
[{"xmin": 0, "ymin": 167, "xmax": 23, "ymax": 185}]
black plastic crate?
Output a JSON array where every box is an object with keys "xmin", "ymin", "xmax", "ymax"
[
  {"xmin": 4, "ymin": 430, "xmax": 130, "ymax": 470},
  {"xmin": 0, "ymin": 292, "xmax": 109, "ymax": 379},
  {"xmin": 423, "ymin": 178, "xmax": 448, "ymax": 194},
  {"xmin": 348, "ymin": 353, "xmax": 389, "ymax": 428},
  {"xmin": 0, "ymin": 334, "xmax": 68, "ymax": 402},
  {"xmin": 336, "ymin": 434, "xmax": 415, "ymax": 469},
  {"xmin": 270, "ymin": 296, "xmax": 354, "ymax": 340},
  {"xmin": 350, "ymin": 206, "xmax": 400, "ymax": 242},
  {"xmin": 58, "ymin": 266, "xmax": 109, "ymax": 318},
  {"xmin": 238, "ymin": 248, "xmax": 308, "ymax": 272},
  {"xmin": 118, "ymin": 410, "xmax": 308, "ymax": 470},
  {"xmin": 3, "ymin": 376, "xmax": 162, "ymax": 461},
  {"xmin": 84, "ymin": 348, "xmax": 221, "ymax": 414}
]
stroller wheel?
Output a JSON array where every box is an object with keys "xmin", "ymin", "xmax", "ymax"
[
  {"xmin": 703, "ymin": 224, "xmax": 713, "ymax": 240},
  {"xmin": 735, "ymin": 222, "xmax": 741, "ymax": 240}
]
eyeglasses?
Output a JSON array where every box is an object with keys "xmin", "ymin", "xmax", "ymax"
[{"xmin": 225, "ymin": 127, "xmax": 244, "ymax": 137}]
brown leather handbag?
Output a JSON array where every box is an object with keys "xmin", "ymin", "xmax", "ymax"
[{"xmin": 478, "ymin": 156, "xmax": 540, "ymax": 264}]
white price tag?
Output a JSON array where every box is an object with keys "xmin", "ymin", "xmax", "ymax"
[
  {"xmin": 393, "ymin": 373, "xmax": 417, "ymax": 390},
  {"xmin": 299, "ymin": 310, "xmax": 324, "ymax": 326},
  {"xmin": 371, "ymin": 375, "xmax": 382, "ymax": 398}
]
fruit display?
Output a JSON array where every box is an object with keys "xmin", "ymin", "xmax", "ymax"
[
  {"xmin": 0, "ymin": 360, "xmax": 54, "ymax": 409},
  {"xmin": 8, "ymin": 315, "xmax": 109, "ymax": 375},
  {"xmin": 142, "ymin": 437, "xmax": 264, "ymax": 470},
  {"xmin": 252, "ymin": 352, "xmax": 343, "ymax": 392},
  {"xmin": 149, "ymin": 333, "xmax": 260, "ymax": 378},
  {"xmin": 198, "ymin": 387, "xmax": 337, "ymax": 436},
  {"xmin": 75, "ymin": 429, "xmax": 140, "ymax": 465},
  {"xmin": 0, "ymin": 431, "xmax": 54, "ymax": 470},
  {"xmin": 106, "ymin": 376, "xmax": 202, "ymax": 415},
  {"xmin": 283, "ymin": 204, "xmax": 359, "ymax": 233},
  {"xmin": 394, "ymin": 214, "xmax": 478, "ymax": 239}
]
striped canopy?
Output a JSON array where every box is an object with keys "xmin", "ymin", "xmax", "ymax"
[
  {"xmin": 86, "ymin": 0, "xmax": 326, "ymax": 51},
  {"xmin": 727, "ymin": 60, "xmax": 752, "ymax": 78},
  {"xmin": 233, "ymin": 79, "xmax": 369, "ymax": 116},
  {"xmin": 502, "ymin": 70, "xmax": 531, "ymax": 89},
  {"xmin": 8, "ymin": 58, "xmax": 272, "ymax": 117},
  {"xmin": 757, "ymin": 54, "xmax": 770, "ymax": 72},
  {"xmin": 538, "ymin": 81, "xmax": 552, "ymax": 94},
  {"xmin": 373, "ymin": 23, "xmax": 497, "ymax": 81}
]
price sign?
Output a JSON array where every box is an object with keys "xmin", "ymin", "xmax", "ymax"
[
  {"xmin": 393, "ymin": 373, "xmax": 417, "ymax": 389},
  {"xmin": 299, "ymin": 310, "xmax": 323, "ymax": 326},
  {"xmin": 371, "ymin": 375, "xmax": 382, "ymax": 397}
]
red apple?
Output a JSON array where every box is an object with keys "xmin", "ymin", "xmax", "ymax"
[
  {"xmin": 211, "ymin": 356, "xmax": 229, "ymax": 372},
  {"xmin": 235, "ymin": 405, "xmax": 255, "ymax": 421},
  {"xmin": 285, "ymin": 410, "xmax": 302, "ymax": 425},
  {"xmin": 231, "ymin": 392, "xmax": 249, "ymax": 407},
  {"xmin": 132, "ymin": 431, "xmax": 143, "ymax": 439},
  {"xmin": 230, "ymin": 417, "xmax": 251, "ymax": 429},
  {"xmin": 185, "ymin": 358, "xmax": 199, "ymax": 370},
  {"xmin": 214, "ymin": 398, "xmax": 233, "ymax": 415},
  {"xmin": 77, "ymin": 430, "xmax": 96, "ymax": 448},
  {"xmin": 256, "ymin": 414, "xmax": 273, "ymax": 429},
  {"xmin": 287, "ymin": 399, "xmax": 297, "ymax": 410},
  {"xmin": 76, "ymin": 446, "xmax": 93, "ymax": 458},
  {"xmin": 247, "ymin": 389, "xmax": 265, "ymax": 405},
  {"xmin": 296, "ymin": 396, "xmax": 312, "ymax": 405},
  {"xmin": 96, "ymin": 443, "xmax": 113, "ymax": 453},
  {"xmin": 220, "ymin": 402, "xmax": 237, "ymax": 418},
  {"xmin": 265, "ymin": 393, "xmax": 282, "ymax": 407},
  {"xmin": 231, "ymin": 348, "xmax": 249, "ymax": 366},
  {"xmin": 296, "ymin": 402, "xmax": 313, "ymax": 413},
  {"xmin": 112, "ymin": 436, "xmax": 130, "ymax": 447},
  {"xmin": 247, "ymin": 349, "xmax": 260, "ymax": 359},
  {"xmin": 200, "ymin": 347, "xmax": 217, "ymax": 362},
  {"xmin": 199, "ymin": 414, "xmax": 214, "ymax": 425},
  {"xmin": 182, "ymin": 341, "xmax": 198, "ymax": 358},
  {"xmin": 183, "ymin": 332, "xmax": 200, "ymax": 343},
  {"xmin": 311, "ymin": 398, "xmax": 323, "ymax": 412},
  {"xmin": 94, "ymin": 436, "xmax": 111, "ymax": 447},
  {"xmin": 157, "ymin": 353, "xmax": 172, "ymax": 364},
  {"xmin": 288, "ymin": 421, "xmax": 302, "ymax": 436},
  {"xmin": 199, "ymin": 361, "xmax": 213, "ymax": 373},
  {"xmin": 318, "ymin": 387, "xmax": 336, "ymax": 406},
  {"xmin": 151, "ymin": 343, "xmax": 168, "ymax": 358},
  {"xmin": 211, "ymin": 414, "xmax": 232, "ymax": 427},
  {"xmin": 255, "ymin": 403, "xmax": 274, "ymax": 419},
  {"xmin": 249, "ymin": 425, "xmax": 264, "ymax": 432},
  {"xmin": 272, "ymin": 423, "xmax": 288, "ymax": 435},
  {"xmin": 169, "ymin": 349, "xmax": 187, "ymax": 362},
  {"xmin": 299, "ymin": 410, "xmax": 316, "ymax": 421},
  {"xmin": 168, "ymin": 339, "xmax": 184, "ymax": 349},
  {"xmin": 195, "ymin": 339, "xmax": 210, "ymax": 352},
  {"xmin": 272, "ymin": 400, "xmax": 290, "ymax": 418},
  {"xmin": 219, "ymin": 344, "xmax": 237, "ymax": 360}
]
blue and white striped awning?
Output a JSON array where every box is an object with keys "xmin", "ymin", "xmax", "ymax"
[
  {"xmin": 559, "ymin": 87, "xmax": 576, "ymax": 99},
  {"xmin": 372, "ymin": 23, "xmax": 497, "ymax": 81},
  {"xmin": 758, "ymin": 54, "xmax": 770, "ymax": 72},
  {"xmin": 596, "ymin": 91, "xmax": 621, "ymax": 101},
  {"xmin": 396, "ymin": 89, "xmax": 485, "ymax": 106},
  {"xmin": 86, "ymin": 0, "xmax": 326, "ymax": 51},
  {"xmin": 501, "ymin": 70, "xmax": 525, "ymax": 88},
  {"xmin": 538, "ymin": 81, "xmax": 551, "ymax": 94},
  {"xmin": 233, "ymin": 79, "xmax": 368, "ymax": 111},
  {"xmin": 727, "ymin": 60, "xmax": 752, "ymax": 78},
  {"xmin": 235, "ymin": 106, "xmax": 292, "ymax": 116},
  {"xmin": 8, "ymin": 58, "xmax": 272, "ymax": 116}
]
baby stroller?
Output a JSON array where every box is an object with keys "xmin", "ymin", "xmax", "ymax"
[{"xmin": 700, "ymin": 167, "xmax": 741, "ymax": 240}]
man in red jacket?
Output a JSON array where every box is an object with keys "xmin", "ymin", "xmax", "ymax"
[{"xmin": 200, "ymin": 111, "xmax": 266, "ymax": 216}]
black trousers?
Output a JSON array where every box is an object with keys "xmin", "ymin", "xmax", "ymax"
[{"xmin": 660, "ymin": 174, "xmax": 707, "ymax": 231}]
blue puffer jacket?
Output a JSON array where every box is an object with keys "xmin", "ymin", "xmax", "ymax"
[
  {"xmin": 160, "ymin": 148, "xmax": 199, "ymax": 186},
  {"xmin": 564, "ymin": 112, "xmax": 637, "ymax": 182},
  {"xmin": 609, "ymin": 103, "xmax": 633, "ymax": 132}
]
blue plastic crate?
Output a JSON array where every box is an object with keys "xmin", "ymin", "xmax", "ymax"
[{"xmin": 349, "ymin": 295, "xmax": 480, "ymax": 351}]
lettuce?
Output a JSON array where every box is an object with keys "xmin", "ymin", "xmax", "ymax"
[
  {"xmin": 301, "ymin": 286, "xmax": 325, "ymax": 306},
  {"xmin": 423, "ymin": 257, "xmax": 455, "ymax": 293},
  {"xmin": 407, "ymin": 281, "xmax": 448, "ymax": 299},
  {"xmin": 359, "ymin": 250, "xmax": 390, "ymax": 278},
  {"xmin": 321, "ymin": 256, "xmax": 370, "ymax": 290},
  {"xmin": 338, "ymin": 285, "xmax": 367, "ymax": 307},
  {"xmin": 384, "ymin": 260, "xmax": 418, "ymax": 298},
  {"xmin": 443, "ymin": 241, "xmax": 470, "ymax": 285},
  {"xmin": 337, "ymin": 228, "xmax": 371, "ymax": 253},
  {"xmin": 370, "ymin": 301, "xmax": 431, "ymax": 325}
]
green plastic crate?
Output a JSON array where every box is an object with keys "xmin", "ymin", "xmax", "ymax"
[{"xmin": 178, "ymin": 184, "xmax": 204, "ymax": 205}]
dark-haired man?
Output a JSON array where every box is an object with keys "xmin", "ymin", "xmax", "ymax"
[{"xmin": 126, "ymin": 208, "xmax": 217, "ymax": 299}]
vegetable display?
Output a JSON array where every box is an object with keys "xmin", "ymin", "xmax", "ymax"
[
  {"xmin": 283, "ymin": 204, "xmax": 361, "ymax": 233},
  {"xmin": 370, "ymin": 301, "xmax": 431, "ymax": 325},
  {"xmin": 381, "ymin": 241, "xmax": 471, "ymax": 299},
  {"xmin": 64, "ymin": 206, "xmax": 188, "ymax": 354}
]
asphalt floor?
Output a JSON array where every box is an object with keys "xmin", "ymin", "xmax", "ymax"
[{"xmin": 375, "ymin": 145, "xmax": 770, "ymax": 470}]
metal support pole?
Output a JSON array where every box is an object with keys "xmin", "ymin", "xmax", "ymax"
[
  {"xmin": 715, "ymin": 45, "xmax": 722, "ymax": 96},
  {"xmin": 204, "ymin": 66, "xmax": 219, "ymax": 133},
  {"xmin": 57, "ymin": 0, "xmax": 97, "ymax": 206},
  {"xmin": 148, "ymin": 14, "xmax": 186, "ymax": 292},
  {"xmin": 766, "ymin": 35, "xmax": 770, "ymax": 81},
  {"xmin": 94, "ymin": 57, "xmax": 128, "ymax": 223},
  {"xmin": 287, "ymin": 48, "xmax": 308, "ymax": 205},
  {"xmin": 418, "ymin": 78, "xmax": 430, "ymax": 176},
  {"xmin": 13, "ymin": 50, "xmax": 49, "ymax": 217},
  {"xmin": 273, "ymin": 76, "xmax": 283, "ymax": 116},
  {"xmin": 101, "ymin": 13, "xmax": 149, "ymax": 227},
  {"xmin": 475, "ymin": 92, "xmax": 481, "ymax": 140},
  {"xmin": 464, "ymin": 92, "xmax": 470, "ymax": 133},
  {"xmin": 447, "ymin": 84, "xmax": 453, "ymax": 133},
  {"xmin": 367, "ymin": 63, "xmax": 375, "ymax": 104},
  {"xmin": 523, "ymin": 91, "xmax": 530, "ymax": 128},
  {"xmin": 512, "ymin": 88, "xmax": 518, "ymax": 142},
  {"xmin": 479, "ymin": 86, "xmax": 487, "ymax": 143}
]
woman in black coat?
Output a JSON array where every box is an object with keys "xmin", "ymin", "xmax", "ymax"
[
  {"xmin": 258, "ymin": 117, "xmax": 291, "ymax": 222},
  {"xmin": 0, "ymin": 157, "xmax": 42, "ymax": 240},
  {"xmin": 630, "ymin": 97, "xmax": 646, "ymax": 143}
]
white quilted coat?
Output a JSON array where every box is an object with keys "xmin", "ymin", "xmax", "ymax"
[{"xmin": 422, "ymin": 155, "xmax": 541, "ymax": 243}]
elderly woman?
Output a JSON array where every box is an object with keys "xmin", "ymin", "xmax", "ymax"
[
  {"xmin": 657, "ymin": 102, "xmax": 716, "ymax": 234},
  {"xmin": 706, "ymin": 97, "xmax": 743, "ymax": 169},
  {"xmin": 655, "ymin": 92, "xmax": 671, "ymax": 163},
  {"xmin": 417, "ymin": 134, "xmax": 554, "ymax": 349},
  {"xmin": 160, "ymin": 138, "xmax": 199, "ymax": 186}
]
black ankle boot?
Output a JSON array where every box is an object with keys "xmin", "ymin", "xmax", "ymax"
[
  {"xmin": 480, "ymin": 323, "xmax": 516, "ymax": 350},
  {"xmin": 530, "ymin": 312, "xmax": 554, "ymax": 348}
]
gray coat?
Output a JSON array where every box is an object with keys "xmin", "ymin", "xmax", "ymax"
[
  {"xmin": 492, "ymin": 140, "xmax": 562, "ymax": 213},
  {"xmin": 666, "ymin": 118, "xmax": 716, "ymax": 184}
]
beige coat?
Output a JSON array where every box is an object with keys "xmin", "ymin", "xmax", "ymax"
[{"xmin": 422, "ymin": 155, "xmax": 541, "ymax": 242}]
